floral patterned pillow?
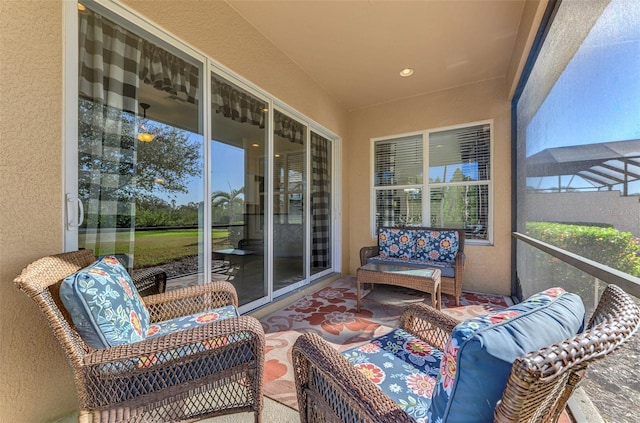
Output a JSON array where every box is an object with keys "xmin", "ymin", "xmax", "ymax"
[
  {"xmin": 414, "ymin": 230, "xmax": 459, "ymax": 263},
  {"xmin": 428, "ymin": 287, "xmax": 585, "ymax": 423},
  {"xmin": 378, "ymin": 228, "xmax": 415, "ymax": 259},
  {"xmin": 60, "ymin": 256, "xmax": 150, "ymax": 349}
]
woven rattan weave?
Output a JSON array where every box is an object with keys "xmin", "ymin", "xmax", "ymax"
[
  {"xmin": 293, "ymin": 284, "xmax": 639, "ymax": 423},
  {"xmin": 356, "ymin": 263, "xmax": 442, "ymax": 311},
  {"xmin": 14, "ymin": 250, "xmax": 264, "ymax": 423},
  {"xmin": 359, "ymin": 226, "xmax": 466, "ymax": 305}
]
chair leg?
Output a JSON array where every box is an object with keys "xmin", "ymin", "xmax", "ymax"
[{"xmin": 254, "ymin": 411, "xmax": 262, "ymax": 423}]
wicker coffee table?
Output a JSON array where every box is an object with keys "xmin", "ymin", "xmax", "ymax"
[{"xmin": 356, "ymin": 263, "xmax": 442, "ymax": 312}]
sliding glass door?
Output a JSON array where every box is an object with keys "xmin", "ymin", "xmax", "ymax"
[
  {"xmin": 210, "ymin": 74, "xmax": 268, "ymax": 306},
  {"xmin": 71, "ymin": 3, "xmax": 336, "ymax": 311},
  {"xmin": 273, "ymin": 110, "xmax": 307, "ymax": 296},
  {"xmin": 76, "ymin": 5, "xmax": 205, "ymax": 281}
]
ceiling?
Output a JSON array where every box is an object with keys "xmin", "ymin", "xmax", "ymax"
[{"xmin": 226, "ymin": 0, "xmax": 527, "ymax": 111}]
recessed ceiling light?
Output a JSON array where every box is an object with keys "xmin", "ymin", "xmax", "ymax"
[
  {"xmin": 77, "ymin": 3, "xmax": 86, "ymax": 11},
  {"xmin": 252, "ymin": 143, "xmax": 260, "ymax": 147},
  {"xmin": 399, "ymin": 68, "xmax": 414, "ymax": 77}
]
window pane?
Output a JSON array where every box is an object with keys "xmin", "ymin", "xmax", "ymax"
[
  {"xmin": 273, "ymin": 110, "xmax": 307, "ymax": 293},
  {"xmin": 375, "ymin": 188, "xmax": 422, "ymax": 228},
  {"xmin": 429, "ymin": 124, "xmax": 490, "ymax": 183},
  {"xmin": 430, "ymin": 186, "xmax": 488, "ymax": 239},
  {"xmin": 78, "ymin": 6, "xmax": 204, "ymax": 281},
  {"xmin": 211, "ymin": 73, "xmax": 267, "ymax": 306},
  {"xmin": 374, "ymin": 136, "xmax": 423, "ymax": 186}
]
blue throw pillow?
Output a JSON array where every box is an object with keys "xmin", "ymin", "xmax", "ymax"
[
  {"xmin": 60, "ymin": 256, "xmax": 150, "ymax": 349},
  {"xmin": 414, "ymin": 230, "xmax": 459, "ymax": 263},
  {"xmin": 428, "ymin": 287, "xmax": 585, "ymax": 423},
  {"xmin": 378, "ymin": 227, "xmax": 415, "ymax": 259}
]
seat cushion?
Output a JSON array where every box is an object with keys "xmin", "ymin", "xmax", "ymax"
[
  {"xmin": 94, "ymin": 305, "xmax": 244, "ymax": 373},
  {"xmin": 414, "ymin": 230, "xmax": 459, "ymax": 263},
  {"xmin": 146, "ymin": 305, "xmax": 240, "ymax": 339},
  {"xmin": 342, "ymin": 328, "xmax": 443, "ymax": 422},
  {"xmin": 378, "ymin": 227, "xmax": 415, "ymax": 259},
  {"xmin": 60, "ymin": 256, "xmax": 150, "ymax": 349},
  {"xmin": 428, "ymin": 287, "xmax": 585, "ymax": 423}
]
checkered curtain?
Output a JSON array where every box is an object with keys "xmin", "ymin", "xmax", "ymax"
[
  {"xmin": 211, "ymin": 74, "xmax": 266, "ymax": 125},
  {"xmin": 274, "ymin": 110, "xmax": 305, "ymax": 145},
  {"xmin": 78, "ymin": 11, "xmax": 142, "ymax": 263},
  {"xmin": 311, "ymin": 132, "xmax": 331, "ymax": 268},
  {"xmin": 78, "ymin": 9, "xmax": 200, "ymax": 266},
  {"xmin": 140, "ymin": 43, "xmax": 199, "ymax": 104}
]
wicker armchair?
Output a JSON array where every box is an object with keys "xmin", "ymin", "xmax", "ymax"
[
  {"xmin": 14, "ymin": 250, "xmax": 264, "ymax": 423},
  {"xmin": 127, "ymin": 264, "xmax": 167, "ymax": 297},
  {"xmin": 292, "ymin": 284, "xmax": 639, "ymax": 423}
]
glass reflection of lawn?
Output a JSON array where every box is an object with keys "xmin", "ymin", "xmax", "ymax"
[{"xmin": 79, "ymin": 228, "xmax": 230, "ymax": 269}]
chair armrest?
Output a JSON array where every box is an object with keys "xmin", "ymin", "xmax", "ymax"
[
  {"xmin": 359, "ymin": 245, "xmax": 380, "ymax": 266},
  {"xmin": 82, "ymin": 315, "xmax": 264, "ymax": 408},
  {"xmin": 292, "ymin": 333, "xmax": 414, "ymax": 423},
  {"xmin": 143, "ymin": 281, "xmax": 238, "ymax": 322},
  {"xmin": 131, "ymin": 266, "xmax": 167, "ymax": 297},
  {"xmin": 399, "ymin": 303, "xmax": 459, "ymax": 351}
]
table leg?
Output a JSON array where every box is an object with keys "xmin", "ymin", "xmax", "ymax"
[{"xmin": 434, "ymin": 278, "xmax": 442, "ymax": 310}]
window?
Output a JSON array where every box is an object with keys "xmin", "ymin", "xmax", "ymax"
[{"xmin": 372, "ymin": 122, "xmax": 492, "ymax": 243}]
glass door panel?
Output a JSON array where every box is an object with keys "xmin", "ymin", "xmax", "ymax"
[
  {"xmin": 273, "ymin": 110, "xmax": 307, "ymax": 295},
  {"xmin": 77, "ymin": 6, "xmax": 204, "ymax": 283},
  {"xmin": 211, "ymin": 74, "xmax": 268, "ymax": 306}
]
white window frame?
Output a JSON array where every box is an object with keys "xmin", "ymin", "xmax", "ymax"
[{"xmin": 370, "ymin": 120, "xmax": 494, "ymax": 245}]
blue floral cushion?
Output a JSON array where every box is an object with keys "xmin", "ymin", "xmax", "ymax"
[
  {"xmin": 367, "ymin": 255, "xmax": 456, "ymax": 278},
  {"xmin": 414, "ymin": 230, "xmax": 459, "ymax": 263},
  {"xmin": 145, "ymin": 305, "xmax": 239, "ymax": 339},
  {"xmin": 94, "ymin": 305, "xmax": 244, "ymax": 373},
  {"xmin": 133, "ymin": 305, "xmax": 243, "ymax": 368},
  {"xmin": 378, "ymin": 228, "xmax": 415, "ymax": 259},
  {"xmin": 342, "ymin": 328, "xmax": 443, "ymax": 422},
  {"xmin": 428, "ymin": 287, "xmax": 585, "ymax": 423},
  {"xmin": 60, "ymin": 256, "xmax": 150, "ymax": 349}
]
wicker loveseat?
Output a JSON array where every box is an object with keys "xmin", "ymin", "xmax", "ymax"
[
  {"xmin": 293, "ymin": 284, "xmax": 639, "ymax": 423},
  {"xmin": 14, "ymin": 250, "xmax": 265, "ymax": 423},
  {"xmin": 360, "ymin": 227, "xmax": 466, "ymax": 305}
]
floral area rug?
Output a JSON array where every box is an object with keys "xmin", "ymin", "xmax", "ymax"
[{"xmin": 259, "ymin": 276, "xmax": 511, "ymax": 410}]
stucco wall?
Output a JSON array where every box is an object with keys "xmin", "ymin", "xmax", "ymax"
[
  {"xmin": 0, "ymin": 1, "xmax": 76, "ymax": 422},
  {"xmin": 0, "ymin": 1, "xmax": 348, "ymax": 421},
  {"xmin": 347, "ymin": 78, "xmax": 513, "ymax": 296}
]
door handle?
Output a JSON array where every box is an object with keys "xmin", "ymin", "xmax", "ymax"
[{"xmin": 66, "ymin": 194, "xmax": 84, "ymax": 229}]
